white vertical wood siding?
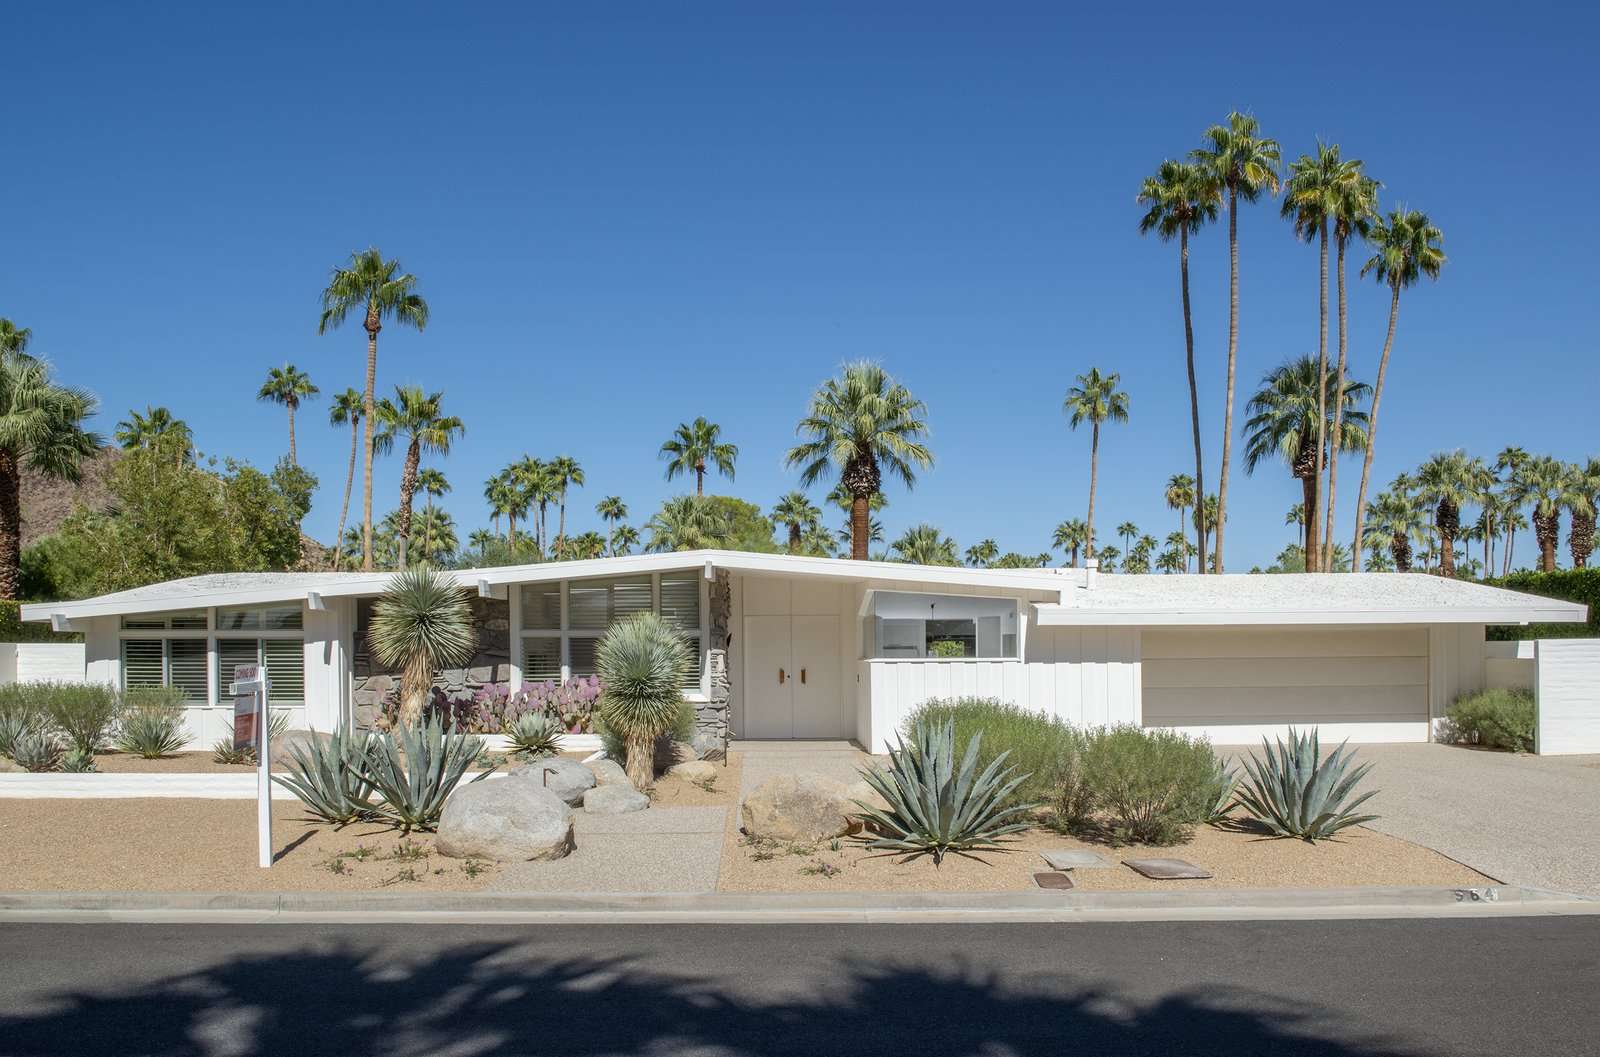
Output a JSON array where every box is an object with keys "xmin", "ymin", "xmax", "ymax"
[{"xmin": 1534, "ymin": 638, "xmax": 1600, "ymax": 755}]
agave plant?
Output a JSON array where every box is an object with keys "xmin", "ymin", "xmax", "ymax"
[
  {"xmin": 363, "ymin": 716, "xmax": 489, "ymax": 831},
  {"xmin": 115, "ymin": 701, "xmax": 189, "ymax": 759},
  {"xmin": 596, "ymin": 612, "xmax": 691, "ymax": 789},
  {"xmin": 1202, "ymin": 758, "xmax": 1239, "ymax": 824},
  {"xmin": 1234, "ymin": 727, "xmax": 1379, "ymax": 840},
  {"xmin": 853, "ymin": 719, "xmax": 1035, "ymax": 866},
  {"xmin": 273, "ymin": 729, "xmax": 381, "ymax": 824},
  {"xmin": 367, "ymin": 566, "xmax": 477, "ymax": 728},
  {"xmin": 505, "ymin": 711, "xmax": 563, "ymax": 759},
  {"xmin": 0, "ymin": 709, "xmax": 35, "ymax": 761},
  {"xmin": 60, "ymin": 747, "xmax": 98, "ymax": 773},
  {"xmin": 10, "ymin": 726, "xmax": 64, "ymax": 772}
]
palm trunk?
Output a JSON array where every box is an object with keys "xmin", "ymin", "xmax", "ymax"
[
  {"xmin": 508, "ymin": 511, "xmax": 517, "ymax": 546},
  {"xmin": 850, "ymin": 495, "xmax": 869, "ymax": 560},
  {"xmin": 361, "ymin": 323, "xmax": 380, "ymax": 572},
  {"xmin": 1301, "ymin": 472, "xmax": 1319, "ymax": 570},
  {"xmin": 1310, "ymin": 223, "xmax": 1329, "ymax": 572},
  {"xmin": 1535, "ymin": 511, "xmax": 1558, "ymax": 572},
  {"xmin": 1215, "ymin": 186, "xmax": 1240, "ymax": 573},
  {"xmin": 396, "ymin": 440, "xmax": 420, "ymax": 568},
  {"xmin": 1179, "ymin": 226, "xmax": 1207, "ymax": 575},
  {"xmin": 695, "ymin": 462, "xmax": 705, "ymax": 496},
  {"xmin": 1484, "ymin": 519, "xmax": 1493, "ymax": 579},
  {"xmin": 287, "ymin": 404, "xmax": 298, "ymax": 466},
  {"xmin": 557, "ymin": 499, "xmax": 566, "ymax": 544},
  {"xmin": 1085, "ymin": 422, "xmax": 1100, "ymax": 560},
  {"xmin": 1570, "ymin": 509, "xmax": 1594, "ymax": 568},
  {"xmin": 787, "ymin": 523, "xmax": 801, "ymax": 553},
  {"xmin": 1504, "ymin": 524, "xmax": 1516, "ymax": 577},
  {"xmin": 331, "ymin": 422, "xmax": 358, "ymax": 569},
  {"xmin": 0, "ymin": 453, "xmax": 21, "ymax": 601},
  {"xmin": 1352, "ymin": 283, "xmax": 1401, "ymax": 570},
  {"xmin": 1324, "ymin": 231, "xmax": 1350, "ymax": 571}
]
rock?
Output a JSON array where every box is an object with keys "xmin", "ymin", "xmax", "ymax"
[
  {"xmin": 1039, "ymin": 848, "xmax": 1112, "ymax": 871},
  {"xmin": 0, "ymin": 757, "xmax": 24, "ymax": 773},
  {"xmin": 510, "ymin": 756, "xmax": 596, "ymax": 805},
  {"xmin": 670, "ymin": 760, "xmax": 717, "ymax": 783},
  {"xmin": 690, "ymin": 731, "xmax": 724, "ymax": 759},
  {"xmin": 437, "ymin": 779, "xmax": 574, "ymax": 861},
  {"xmin": 583, "ymin": 784, "xmax": 650, "ymax": 814},
  {"xmin": 740, "ymin": 772, "xmax": 861, "ymax": 843},
  {"xmin": 653, "ymin": 737, "xmax": 695, "ymax": 774},
  {"xmin": 584, "ymin": 758, "xmax": 631, "ymax": 787}
]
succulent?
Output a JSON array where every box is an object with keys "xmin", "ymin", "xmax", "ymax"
[
  {"xmin": 9, "ymin": 727, "xmax": 64, "ymax": 773},
  {"xmin": 211, "ymin": 738, "xmax": 252, "ymax": 765},
  {"xmin": 505, "ymin": 712, "xmax": 563, "ymax": 759},
  {"xmin": 852, "ymin": 718, "xmax": 1035, "ymax": 866},
  {"xmin": 273, "ymin": 729, "xmax": 381, "ymax": 824},
  {"xmin": 115, "ymin": 703, "xmax": 189, "ymax": 759},
  {"xmin": 1234, "ymin": 727, "xmax": 1379, "ymax": 840},
  {"xmin": 1202, "ymin": 758, "xmax": 1239, "ymax": 824},
  {"xmin": 362, "ymin": 717, "xmax": 489, "ymax": 831},
  {"xmin": 596, "ymin": 613, "xmax": 691, "ymax": 789},
  {"xmin": 0, "ymin": 709, "xmax": 36, "ymax": 761},
  {"xmin": 60, "ymin": 747, "xmax": 98, "ymax": 773}
]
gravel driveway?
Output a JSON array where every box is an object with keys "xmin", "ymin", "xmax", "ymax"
[{"xmin": 1340, "ymin": 743, "xmax": 1600, "ymax": 898}]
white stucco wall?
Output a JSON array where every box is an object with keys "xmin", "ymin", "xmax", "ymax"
[
  {"xmin": 0, "ymin": 643, "xmax": 86, "ymax": 683},
  {"xmin": 1534, "ymin": 638, "xmax": 1600, "ymax": 755},
  {"xmin": 1484, "ymin": 640, "xmax": 1537, "ymax": 691}
]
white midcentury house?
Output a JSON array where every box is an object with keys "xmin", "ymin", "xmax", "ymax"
[{"xmin": 18, "ymin": 550, "xmax": 1588, "ymax": 752}]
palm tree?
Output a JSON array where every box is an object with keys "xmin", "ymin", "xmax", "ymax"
[
  {"xmin": 1192, "ymin": 112, "xmax": 1281, "ymax": 573},
  {"xmin": 610, "ymin": 523, "xmax": 641, "ymax": 557},
  {"xmin": 646, "ymin": 496, "xmax": 726, "ymax": 552},
  {"xmin": 328, "ymin": 388, "xmax": 376, "ymax": 570},
  {"xmin": 595, "ymin": 496, "xmax": 629, "ymax": 556},
  {"xmin": 417, "ymin": 466, "xmax": 450, "ymax": 517},
  {"xmin": 376, "ymin": 386, "xmax": 464, "ymax": 569},
  {"xmin": 799, "ymin": 523, "xmax": 838, "ymax": 558},
  {"xmin": 466, "ymin": 528, "xmax": 496, "ymax": 558},
  {"xmin": 1495, "ymin": 446, "xmax": 1531, "ymax": 573},
  {"xmin": 965, "ymin": 539, "xmax": 999, "ymax": 568},
  {"xmin": 1155, "ymin": 548, "xmax": 1186, "ymax": 574},
  {"xmin": 1115, "ymin": 521, "xmax": 1139, "ymax": 556},
  {"xmin": 1052, "ymin": 518, "xmax": 1090, "ymax": 567},
  {"xmin": 1063, "ymin": 368, "xmax": 1129, "ymax": 561},
  {"xmin": 1568, "ymin": 457, "xmax": 1600, "ymax": 569},
  {"xmin": 1198, "ymin": 496, "xmax": 1221, "ymax": 568},
  {"xmin": 1363, "ymin": 539, "xmax": 1395, "ymax": 573},
  {"xmin": 512, "ymin": 456, "xmax": 556, "ymax": 554},
  {"xmin": 484, "ymin": 470, "xmax": 520, "ymax": 543},
  {"xmin": 411, "ymin": 504, "xmax": 458, "ymax": 564},
  {"xmin": 1139, "ymin": 160, "xmax": 1220, "ymax": 573},
  {"xmin": 547, "ymin": 455, "xmax": 584, "ymax": 544},
  {"xmin": 1285, "ymin": 502, "xmax": 1307, "ymax": 550},
  {"xmin": 368, "ymin": 567, "xmax": 475, "ymax": 728},
  {"xmin": 318, "ymin": 249, "xmax": 429, "ymax": 571},
  {"xmin": 1324, "ymin": 163, "xmax": 1380, "ymax": 570},
  {"xmin": 1164, "ymin": 474, "xmax": 1196, "ymax": 571},
  {"xmin": 1242, "ymin": 356, "xmax": 1370, "ymax": 562},
  {"xmin": 256, "ymin": 364, "xmax": 319, "ymax": 465},
  {"xmin": 0, "ymin": 319, "xmax": 31, "ymax": 356},
  {"xmin": 1349, "ymin": 210, "xmax": 1445, "ymax": 568},
  {"xmin": 787, "ymin": 363, "xmax": 933, "ymax": 561},
  {"xmin": 771, "ymin": 491, "xmax": 822, "ymax": 554},
  {"xmin": 1415, "ymin": 451, "xmax": 1483, "ymax": 579},
  {"xmin": 1363, "ymin": 488, "xmax": 1425, "ymax": 573},
  {"xmin": 1519, "ymin": 455, "xmax": 1579, "ymax": 573},
  {"xmin": 114, "ymin": 405, "xmax": 193, "ymax": 468},
  {"xmin": 890, "ymin": 524, "xmax": 959, "ymax": 566},
  {"xmin": 660, "ymin": 418, "xmax": 737, "ymax": 496},
  {"xmin": 1499, "ymin": 508, "xmax": 1530, "ymax": 577},
  {"xmin": 0, "ymin": 349, "xmax": 100, "ymax": 598},
  {"xmin": 1095, "ymin": 545, "xmax": 1121, "ymax": 572}
]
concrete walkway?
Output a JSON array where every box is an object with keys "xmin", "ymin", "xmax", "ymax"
[
  {"xmin": 1351, "ymin": 743, "xmax": 1600, "ymax": 898},
  {"xmin": 732, "ymin": 740, "xmax": 878, "ymax": 796}
]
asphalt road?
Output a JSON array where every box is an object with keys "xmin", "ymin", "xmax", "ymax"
[{"xmin": 1, "ymin": 917, "xmax": 1595, "ymax": 1056}]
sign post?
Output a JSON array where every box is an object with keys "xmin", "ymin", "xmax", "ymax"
[{"xmin": 231, "ymin": 663, "xmax": 272, "ymax": 868}]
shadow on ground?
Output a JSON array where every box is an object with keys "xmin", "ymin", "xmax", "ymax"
[{"xmin": 0, "ymin": 936, "xmax": 1428, "ymax": 1057}]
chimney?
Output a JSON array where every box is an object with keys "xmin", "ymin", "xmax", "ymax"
[{"xmin": 1084, "ymin": 559, "xmax": 1098, "ymax": 590}]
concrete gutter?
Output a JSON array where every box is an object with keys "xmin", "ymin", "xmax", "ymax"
[{"xmin": 1, "ymin": 885, "xmax": 1594, "ymax": 925}]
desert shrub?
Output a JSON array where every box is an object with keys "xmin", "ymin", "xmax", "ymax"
[
  {"xmin": 1234, "ymin": 727, "xmax": 1379, "ymax": 840},
  {"xmin": 60, "ymin": 747, "xmax": 98, "ymax": 772},
  {"xmin": 114, "ymin": 692, "xmax": 189, "ymax": 759},
  {"xmin": 903, "ymin": 698, "xmax": 1083, "ymax": 808},
  {"xmin": 596, "ymin": 699, "xmax": 695, "ymax": 772},
  {"xmin": 9, "ymin": 726, "xmax": 63, "ymax": 772},
  {"xmin": 1446, "ymin": 688, "xmax": 1536, "ymax": 753},
  {"xmin": 362, "ymin": 717, "xmax": 489, "ymax": 831},
  {"xmin": 596, "ymin": 613, "xmax": 691, "ymax": 789},
  {"xmin": 273, "ymin": 729, "xmax": 380, "ymax": 824},
  {"xmin": 33, "ymin": 681, "xmax": 123, "ymax": 756},
  {"xmin": 504, "ymin": 712, "xmax": 563, "ymax": 759},
  {"xmin": 854, "ymin": 718, "xmax": 1034, "ymax": 866},
  {"xmin": 1070, "ymin": 726, "xmax": 1225, "ymax": 845},
  {"xmin": 0, "ymin": 685, "xmax": 45, "ymax": 760},
  {"xmin": 210, "ymin": 709, "xmax": 293, "ymax": 765}
]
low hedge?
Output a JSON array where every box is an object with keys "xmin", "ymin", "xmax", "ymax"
[
  {"xmin": 1485, "ymin": 569, "xmax": 1600, "ymax": 640},
  {"xmin": 0, "ymin": 600, "xmax": 82, "ymax": 643}
]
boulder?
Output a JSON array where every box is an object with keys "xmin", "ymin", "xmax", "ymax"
[
  {"xmin": 437, "ymin": 779, "xmax": 574, "ymax": 861},
  {"xmin": 584, "ymin": 757, "xmax": 631, "ymax": 787},
  {"xmin": 510, "ymin": 756, "xmax": 596, "ymax": 805},
  {"xmin": 583, "ymin": 784, "xmax": 650, "ymax": 814},
  {"xmin": 690, "ymin": 732, "xmax": 724, "ymax": 759},
  {"xmin": 740, "ymin": 772, "xmax": 861, "ymax": 843},
  {"xmin": 670, "ymin": 760, "xmax": 717, "ymax": 784}
]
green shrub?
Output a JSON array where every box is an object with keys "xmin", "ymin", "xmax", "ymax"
[
  {"xmin": 32, "ymin": 682, "xmax": 123, "ymax": 756},
  {"xmin": 505, "ymin": 712, "xmax": 563, "ymax": 759},
  {"xmin": 1446, "ymin": 688, "xmax": 1536, "ymax": 753},
  {"xmin": 114, "ymin": 694, "xmax": 189, "ymax": 759},
  {"xmin": 903, "ymin": 698, "xmax": 1083, "ymax": 807},
  {"xmin": 1486, "ymin": 569, "xmax": 1600, "ymax": 640},
  {"xmin": 854, "ymin": 718, "xmax": 1034, "ymax": 866},
  {"xmin": 596, "ymin": 612, "xmax": 692, "ymax": 789},
  {"xmin": 1070, "ymin": 726, "xmax": 1225, "ymax": 845},
  {"xmin": 1234, "ymin": 727, "xmax": 1379, "ymax": 840}
]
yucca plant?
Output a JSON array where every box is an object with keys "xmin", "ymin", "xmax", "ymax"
[
  {"xmin": 596, "ymin": 612, "xmax": 691, "ymax": 789},
  {"xmin": 367, "ymin": 566, "xmax": 477, "ymax": 729},
  {"xmin": 1234, "ymin": 727, "xmax": 1379, "ymax": 840},
  {"xmin": 273, "ymin": 728, "xmax": 381, "ymax": 824},
  {"xmin": 363, "ymin": 716, "xmax": 489, "ymax": 831},
  {"xmin": 115, "ymin": 688, "xmax": 189, "ymax": 759},
  {"xmin": 853, "ymin": 719, "xmax": 1035, "ymax": 866},
  {"xmin": 505, "ymin": 711, "xmax": 563, "ymax": 759}
]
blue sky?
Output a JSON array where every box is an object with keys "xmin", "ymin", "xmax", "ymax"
[{"xmin": 5, "ymin": 2, "xmax": 1596, "ymax": 571}]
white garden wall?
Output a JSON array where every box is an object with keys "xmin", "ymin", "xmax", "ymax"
[
  {"xmin": 0, "ymin": 642, "xmax": 87, "ymax": 684},
  {"xmin": 1533, "ymin": 638, "xmax": 1600, "ymax": 755},
  {"xmin": 1484, "ymin": 640, "xmax": 1537, "ymax": 691}
]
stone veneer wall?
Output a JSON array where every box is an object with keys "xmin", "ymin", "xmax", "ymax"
[
  {"xmin": 692, "ymin": 569, "xmax": 733, "ymax": 756},
  {"xmin": 352, "ymin": 594, "xmax": 513, "ymax": 730}
]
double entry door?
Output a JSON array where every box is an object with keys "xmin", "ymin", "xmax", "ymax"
[{"xmin": 742, "ymin": 614, "xmax": 844, "ymax": 739}]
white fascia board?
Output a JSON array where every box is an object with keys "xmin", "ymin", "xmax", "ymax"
[{"xmin": 1031, "ymin": 602, "xmax": 1589, "ymax": 627}]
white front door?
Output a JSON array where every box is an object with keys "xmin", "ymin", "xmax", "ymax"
[{"xmin": 742, "ymin": 613, "xmax": 845, "ymax": 739}]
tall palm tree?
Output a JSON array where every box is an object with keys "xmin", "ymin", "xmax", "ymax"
[
  {"xmin": 1095, "ymin": 545, "xmax": 1121, "ymax": 572},
  {"xmin": 1242, "ymin": 356, "xmax": 1370, "ymax": 560},
  {"xmin": 787, "ymin": 363, "xmax": 933, "ymax": 561},
  {"xmin": 964, "ymin": 539, "xmax": 999, "ymax": 568},
  {"xmin": 467, "ymin": 528, "xmax": 495, "ymax": 557},
  {"xmin": 890, "ymin": 524, "xmax": 959, "ymax": 566},
  {"xmin": 646, "ymin": 495, "xmax": 727, "ymax": 552},
  {"xmin": 411, "ymin": 504, "xmax": 457, "ymax": 564},
  {"xmin": 1519, "ymin": 455, "xmax": 1579, "ymax": 573},
  {"xmin": 1363, "ymin": 488, "xmax": 1425, "ymax": 573},
  {"xmin": 1416, "ymin": 451, "xmax": 1483, "ymax": 579},
  {"xmin": 610, "ymin": 523, "xmax": 640, "ymax": 557},
  {"xmin": 799, "ymin": 523, "xmax": 838, "ymax": 558},
  {"xmin": 1139, "ymin": 160, "xmax": 1220, "ymax": 573},
  {"xmin": 595, "ymin": 496, "xmax": 628, "ymax": 556},
  {"xmin": 327, "ymin": 388, "xmax": 374, "ymax": 570},
  {"xmin": 1063, "ymin": 368, "xmax": 1129, "ymax": 561},
  {"xmin": 1164, "ymin": 474, "xmax": 1196, "ymax": 571},
  {"xmin": 1495, "ymin": 446, "xmax": 1530, "ymax": 573},
  {"xmin": 484, "ymin": 469, "xmax": 519, "ymax": 543},
  {"xmin": 0, "ymin": 349, "xmax": 101, "ymax": 598},
  {"xmin": 318, "ymin": 249, "xmax": 429, "ymax": 571},
  {"xmin": 376, "ymin": 386, "xmax": 464, "ymax": 569},
  {"xmin": 0, "ymin": 320, "xmax": 32, "ymax": 356},
  {"xmin": 114, "ymin": 405, "xmax": 193, "ymax": 468},
  {"xmin": 417, "ymin": 466, "xmax": 450, "ymax": 517},
  {"xmin": 771, "ymin": 491, "xmax": 822, "ymax": 554},
  {"xmin": 660, "ymin": 417, "xmax": 737, "ymax": 496},
  {"xmin": 1116, "ymin": 521, "xmax": 1139, "ymax": 556},
  {"xmin": 1198, "ymin": 496, "xmax": 1221, "ymax": 568},
  {"xmin": 256, "ymin": 364, "xmax": 319, "ymax": 465},
  {"xmin": 1052, "ymin": 518, "xmax": 1090, "ymax": 567},
  {"xmin": 1323, "ymin": 164, "xmax": 1380, "ymax": 570},
  {"xmin": 547, "ymin": 455, "xmax": 584, "ymax": 544},
  {"xmin": 1285, "ymin": 502, "xmax": 1307, "ymax": 550},
  {"xmin": 512, "ymin": 456, "xmax": 555, "ymax": 554},
  {"xmin": 1192, "ymin": 112, "xmax": 1281, "ymax": 572},
  {"xmin": 1568, "ymin": 457, "xmax": 1600, "ymax": 569},
  {"xmin": 1350, "ymin": 210, "xmax": 1445, "ymax": 568}
]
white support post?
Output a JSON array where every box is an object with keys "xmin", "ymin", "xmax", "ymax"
[{"xmin": 258, "ymin": 666, "xmax": 272, "ymax": 869}]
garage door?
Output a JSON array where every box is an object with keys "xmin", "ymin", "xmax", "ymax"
[{"xmin": 1141, "ymin": 627, "xmax": 1429, "ymax": 744}]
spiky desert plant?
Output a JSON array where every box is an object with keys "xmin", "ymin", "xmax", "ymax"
[
  {"xmin": 272, "ymin": 729, "xmax": 381, "ymax": 824},
  {"xmin": 9, "ymin": 726, "xmax": 63, "ymax": 772},
  {"xmin": 505, "ymin": 711, "xmax": 564, "ymax": 759},
  {"xmin": 367, "ymin": 567, "xmax": 477, "ymax": 728},
  {"xmin": 1234, "ymin": 727, "xmax": 1379, "ymax": 840},
  {"xmin": 114, "ymin": 692, "xmax": 189, "ymax": 759},
  {"xmin": 596, "ymin": 612, "xmax": 691, "ymax": 789},
  {"xmin": 60, "ymin": 747, "xmax": 97, "ymax": 772},
  {"xmin": 853, "ymin": 718, "xmax": 1035, "ymax": 867},
  {"xmin": 363, "ymin": 716, "xmax": 488, "ymax": 831}
]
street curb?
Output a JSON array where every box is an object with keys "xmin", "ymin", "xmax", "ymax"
[{"xmin": 1, "ymin": 884, "xmax": 1594, "ymax": 925}]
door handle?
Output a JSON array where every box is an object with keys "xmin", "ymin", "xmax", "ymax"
[
  {"xmin": 778, "ymin": 668, "xmax": 786, "ymax": 685},
  {"xmin": 800, "ymin": 668, "xmax": 807, "ymax": 685}
]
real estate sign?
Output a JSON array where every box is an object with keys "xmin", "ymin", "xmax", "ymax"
[{"xmin": 229, "ymin": 662, "xmax": 272, "ymax": 869}]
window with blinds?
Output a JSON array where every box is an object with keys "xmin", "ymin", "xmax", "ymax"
[
  {"xmin": 168, "ymin": 639, "xmax": 209, "ymax": 705},
  {"xmin": 217, "ymin": 604, "xmax": 302, "ymax": 631},
  {"xmin": 215, "ymin": 639, "xmax": 260, "ymax": 699},
  {"xmin": 263, "ymin": 640, "xmax": 305, "ymax": 706},
  {"xmin": 660, "ymin": 575, "xmax": 702, "ymax": 690},
  {"xmin": 567, "ymin": 637, "xmax": 600, "ymax": 679},
  {"xmin": 121, "ymin": 640, "xmax": 165, "ymax": 689},
  {"xmin": 519, "ymin": 572, "xmax": 704, "ymax": 693},
  {"xmin": 519, "ymin": 584, "xmax": 561, "ymax": 630}
]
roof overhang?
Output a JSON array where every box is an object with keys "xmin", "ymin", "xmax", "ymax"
[{"xmin": 1032, "ymin": 601, "xmax": 1590, "ymax": 627}]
